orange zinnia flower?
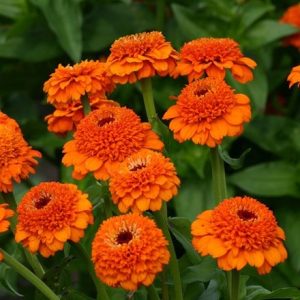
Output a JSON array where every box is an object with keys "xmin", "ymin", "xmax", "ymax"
[
  {"xmin": 0, "ymin": 112, "xmax": 41, "ymax": 193},
  {"xmin": 15, "ymin": 182, "xmax": 93, "ymax": 257},
  {"xmin": 62, "ymin": 105, "xmax": 163, "ymax": 181},
  {"xmin": 109, "ymin": 149, "xmax": 180, "ymax": 213},
  {"xmin": 0, "ymin": 203, "xmax": 14, "ymax": 260},
  {"xmin": 92, "ymin": 214, "xmax": 170, "ymax": 291},
  {"xmin": 43, "ymin": 60, "xmax": 115, "ymax": 105},
  {"xmin": 191, "ymin": 196, "xmax": 287, "ymax": 274},
  {"xmin": 287, "ymin": 65, "xmax": 300, "ymax": 88},
  {"xmin": 280, "ymin": 4, "xmax": 300, "ymax": 49},
  {"xmin": 173, "ymin": 37, "xmax": 256, "ymax": 83},
  {"xmin": 107, "ymin": 31, "xmax": 178, "ymax": 84},
  {"xmin": 163, "ymin": 78, "xmax": 251, "ymax": 147}
]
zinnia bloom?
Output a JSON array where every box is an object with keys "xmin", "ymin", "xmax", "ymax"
[
  {"xmin": 173, "ymin": 37, "xmax": 256, "ymax": 83},
  {"xmin": 163, "ymin": 77, "xmax": 251, "ymax": 147},
  {"xmin": 43, "ymin": 60, "xmax": 115, "ymax": 105},
  {"xmin": 107, "ymin": 31, "xmax": 178, "ymax": 84},
  {"xmin": 280, "ymin": 4, "xmax": 300, "ymax": 49},
  {"xmin": 0, "ymin": 112, "xmax": 41, "ymax": 193},
  {"xmin": 62, "ymin": 105, "xmax": 163, "ymax": 181},
  {"xmin": 15, "ymin": 182, "xmax": 93, "ymax": 257},
  {"xmin": 191, "ymin": 196, "xmax": 287, "ymax": 274},
  {"xmin": 92, "ymin": 214, "xmax": 170, "ymax": 290},
  {"xmin": 109, "ymin": 149, "xmax": 180, "ymax": 213},
  {"xmin": 287, "ymin": 65, "xmax": 300, "ymax": 88}
]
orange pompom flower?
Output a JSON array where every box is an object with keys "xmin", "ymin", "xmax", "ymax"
[
  {"xmin": 62, "ymin": 105, "xmax": 164, "ymax": 181},
  {"xmin": 0, "ymin": 203, "xmax": 14, "ymax": 260},
  {"xmin": 173, "ymin": 37, "xmax": 256, "ymax": 83},
  {"xmin": 0, "ymin": 112, "xmax": 41, "ymax": 193},
  {"xmin": 163, "ymin": 77, "xmax": 251, "ymax": 147},
  {"xmin": 15, "ymin": 182, "xmax": 93, "ymax": 257},
  {"xmin": 287, "ymin": 65, "xmax": 300, "ymax": 88},
  {"xmin": 280, "ymin": 4, "xmax": 300, "ymax": 49},
  {"xmin": 109, "ymin": 149, "xmax": 180, "ymax": 213},
  {"xmin": 191, "ymin": 196, "xmax": 287, "ymax": 274},
  {"xmin": 43, "ymin": 60, "xmax": 115, "ymax": 105},
  {"xmin": 92, "ymin": 214, "xmax": 170, "ymax": 291},
  {"xmin": 107, "ymin": 31, "xmax": 178, "ymax": 84}
]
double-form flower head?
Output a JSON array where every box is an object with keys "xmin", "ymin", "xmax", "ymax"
[
  {"xmin": 0, "ymin": 112, "xmax": 41, "ymax": 193},
  {"xmin": 287, "ymin": 65, "xmax": 300, "ymax": 88},
  {"xmin": 15, "ymin": 182, "xmax": 93, "ymax": 257},
  {"xmin": 192, "ymin": 196, "xmax": 287, "ymax": 274},
  {"xmin": 92, "ymin": 214, "xmax": 170, "ymax": 291},
  {"xmin": 163, "ymin": 77, "xmax": 251, "ymax": 147},
  {"xmin": 62, "ymin": 105, "xmax": 163, "ymax": 181},
  {"xmin": 173, "ymin": 37, "xmax": 256, "ymax": 83},
  {"xmin": 109, "ymin": 149, "xmax": 180, "ymax": 213},
  {"xmin": 107, "ymin": 31, "xmax": 178, "ymax": 84}
]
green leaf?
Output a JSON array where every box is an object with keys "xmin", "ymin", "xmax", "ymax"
[
  {"xmin": 0, "ymin": 0, "xmax": 26, "ymax": 19},
  {"xmin": 0, "ymin": 264, "xmax": 23, "ymax": 296},
  {"xmin": 229, "ymin": 161, "xmax": 300, "ymax": 197},
  {"xmin": 183, "ymin": 282, "xmax": 205, "ymax": 300},
  {"xmin": 243, "ymin": 20, "xmax": 299, "ymax": 49},
  {"xmin": 219, "ymin": 146, "xmax": 251, "ymax": 170},
  {"xmin": 246, "ymin": 286, "xmax": 300, "ymax": 300},
  {"xmin": 30, "ymin": 0, "xmax": 82, "ymax": 62}
]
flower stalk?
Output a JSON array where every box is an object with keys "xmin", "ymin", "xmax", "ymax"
[{"xmin": 140, "ymin": 78, "xmax": 157, "ymax": 125}]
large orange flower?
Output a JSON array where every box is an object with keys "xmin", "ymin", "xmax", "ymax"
[
  {"xmin": 15, "ymin": 182, "xmax": 93, "ymax": 257},
  {"xmin": 287, "ymin": 65, "xmax": 300, "ymax": 88},
  {"xmin": 163, "ymin": 78, "xmax": 251, "ymax": 147},
  {"xmin": 280, "ymin": 4, "xmax": 300, "ymax": 48},
  {"xmin": 92, "ymin": 214, "xmax": 170, "ymax": 291},
  {"xmin": 0, "ymin": 203, "xmax": 14, "ymax": 260},
  {"xmin": 43, "ymin": 60, "xmax": 115, "ymax": 105},
  {"xmin": 0, "ymin": 112, "xmax": 41, "ymax": 193},
  {"xmin": 107, "ymin": 31, "xmax": 178, "ymax": 84},
  {"xmin": 173, "ymin": 38, "xmax": 256, "ymax": 83},
  {"xmin": 192, "ymin": 196, "xmax": 287, "ymax": 274},
  {"xmin": 62, "ymin": 105, "xmax": 164, "ymax": 181},
  {"xmin": 109, "ymin": 149, "xmax": 180, "ymax": 213}
]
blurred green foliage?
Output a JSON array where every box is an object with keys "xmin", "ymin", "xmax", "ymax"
[{"xmin": 1, "ymin": 0, "xmax": 300, "ymax": 299}]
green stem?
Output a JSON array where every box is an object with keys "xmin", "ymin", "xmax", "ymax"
[
  {"xmin": 102, "ymin": 181, "xmax": 112, "ymax": 218},
  {"xmin": 230, "ymin": 270, "xmax": 240, "ymax": 300},
  {"xmin": 148, "ymin": 284, "xmax": 160, "ymax": 300},
  {"xmin": 72, "ymin": 243, "xmax": 109, "ymax": 300},
  {"xmin": 154, "ymin": 203, "xmax": 183, "ymax": 300},
  {"xmin": 24, "ymin": 250, "xmax": 45, "ymax": 279},
  {"xmin": 161, "ymin": 270, "xmax": 169, "ymax": 300},
  {"xmin": 156, "ymin": 0, "xmax": 165, "ymax": 30},
  {"xmin": 140, "ymin": 78, "xmax": 157, "ymax": 125},
  {"xmin": 1, "ymin": 250, "xmax": 60, "ymax": 300},
  {"xmin": 82, "ymin": 94, "xmax": 91, "ymax": 115}
]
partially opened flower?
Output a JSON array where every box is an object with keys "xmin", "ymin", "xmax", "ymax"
[
  {"xmin": 0, "ymin": 112, "xmax": 41, "ymax": 193},
  {"xmin": 15, "ymin": 182, "xmax": 93, "ymax": 257},
  {"xmin": 191, "ymin": 196, "xmax": 287, "ymax": 274},
  {"xmin": 92, "ymin": 214, "xmax": 170, "ymax": 291},
  {"xmin": 173, "ymin": 37, "xmax": 256, "ymax": 83},
  {"xmin": 280, "ymin": 4, "xmax": 300, "ymax": 49},
  {"xmin": 109, "ymin": 149, "xmax": 180, "ymax": 213},
  {"xmin": 107, "ymin": 31, "xmax": 178, "ymax": 84},
  {"xmin": 287, "ymin": 65, "xmax": 300, "ymax": 88},
  {"xmin": 62, "ymin": 105, "xmax": 164, "ymax": 181},
  {"xmin": 43, "ymin": 60, "xmax": 115, "ymax": 105},
  {"xmin": 163, "ymin": 77, "xmax": 251, "ymax": 147}
]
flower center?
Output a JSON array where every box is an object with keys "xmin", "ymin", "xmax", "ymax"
[
  {"xmin": 116, "ymin": 231, "xmax": 133, "ymax": 244},
  {"xmin": 98, "ymin": 116, "xmax": 115, "ymax": 127},
  {"xmin": 237, "ymin": 209, "xmax": 257, "ymax": 221},
  {"xmin": 128, "ymin": 156, "xmax": 149, "ymax": 172},
  {"xmin": 35, "ymin": 195, "xmax": 51, "ymax": 209},
  {"xmin": 194, "ymin": 88, "xmax": 209, "ymax": 98}
]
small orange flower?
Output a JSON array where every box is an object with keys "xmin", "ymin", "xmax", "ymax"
[
  {"xmin": 0, "ymin": 112, "xmax": 41, "ymax": 193},
  {"xmin": 280, "ymin": 4, "xmax": 300, "ymax": 48},
  {"xmin": 15, "ymin": 182, "xmax": 93, "ymax": 257},
  {"xmin": 191, "ymin": 196, "xmax": 287, "ymax": 274},
  {"xmin": 163, "ymin": 78, "xmax": 251, "ymax": 147},
  {"xmin": 107, "ymin": 31, "xmax": 178, "ymax": 84},
  {"xmin": 109, "ymin": 149, "xmax": 180, "ymax": 213},
  {"xmin": 43, "ymin": 60, "xmax": 115, "ymax": 105},
  {"xmin": 62, "ymin": 105, "xmax": 164, "ymax": 181},
  {"xmin": 173, "ymin": 37, "xmax": 256, "ymax": 83},
  {"xmin": 287, "ymin": 65, "xmax": 300, "ymax": 88},
  {"xmin": 0, "ymin": 203, "xmax": 14, "ymax": 260},
  {"xmin": 45, "ymin": 96, "xmax": 119, "ymax": 134},
  {"xmin": 92, "ymin": 214, "xmax": 170, "ymax": 291}
]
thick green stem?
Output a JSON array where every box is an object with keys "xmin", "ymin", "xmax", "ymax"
[
  {"xmin": 154, "ymin": 203, "xmax": 183, "ymax": 300},
  {"xmin": 140, "ymin": 78, "xmax": 157, "ymax": 125},
  {"xmin": 161, "ymin": 270, "xmax": 169, "ymax": 300},
  {"xmin": 82, "ymin": 94, "xmax": 91, "ymax": 115},
  {"xmin": 24, "ymin": 250, "xmax": 45, "ymax": 279},
  {"xmin": 230, "ymin": 270, "xmax": 240, "ymax": 300},
  {"xmin": 1, "ymin": 250, "xmax": 60, "ymax": 300},
  {"xmin": 156, "ymin": 0, "xmax": 165, "ymax": 30},
  {"xmin": 148, "ymin": 284, "xmax": 160, "ymax": 300},
  {"xmin": 72, "ymin": 243, "xmax": 109, "ymax": 300}
]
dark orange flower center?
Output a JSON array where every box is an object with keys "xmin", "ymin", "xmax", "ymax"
[
  {"xmin": 98, "ymin": 116, "xmax": 115, "ymax": 127},
  {"xmin": 116, "ymin": 231, "xmax": 133, "ymax": 244},
  {"xmin": 194, "ymin": 87, "xmax": 209, "ymax": 98},
  {"xmin": 237, "ymin": 209, "xmax": 257, "ymax": 221},
  {"xmin": 35, "ymin": 195, "xmax": 51, "ymax": 209}
]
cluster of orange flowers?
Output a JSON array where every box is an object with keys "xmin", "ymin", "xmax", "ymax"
[{"xmin": 1, "ymin": 25, "xmax": 296, "ymax": 295}]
